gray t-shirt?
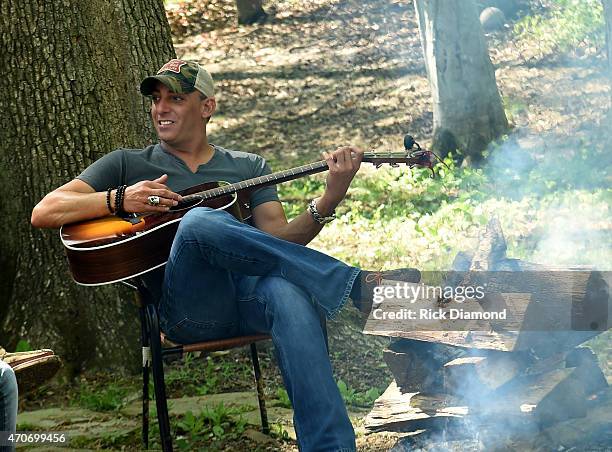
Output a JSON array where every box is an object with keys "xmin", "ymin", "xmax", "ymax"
[
  {"xmin": 76, "ymin": 143, "xmax": 279, "ymax": 300},
  {"xmin": 77, "ymin": 143, "xmax": 279, "ymax": 209}
]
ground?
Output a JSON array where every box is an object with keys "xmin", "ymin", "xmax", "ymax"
[{"xmin": 18, "ymin": 0, "xmax": 611, "ymax": 450}]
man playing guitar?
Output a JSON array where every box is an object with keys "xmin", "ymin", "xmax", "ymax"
[{"xmin": 31, "ymin": 59, "xmax": 420, "ymax": 452}]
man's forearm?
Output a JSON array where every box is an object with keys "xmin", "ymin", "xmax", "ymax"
[
  {"xmin": 31, "ymin": 190, "xmax": 111, "ymax": 229},
  {"xmin": 268, "ymin": 210, "xmax": 324, "ymax": 245},
  {"xmin": 265, "ymin": 196, "xmax": 337, "ymax": 246}
]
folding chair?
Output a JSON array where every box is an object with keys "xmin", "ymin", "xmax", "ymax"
[{"xmin": 125, "ymin": 278, "xmax": 327, "ymax": 452}]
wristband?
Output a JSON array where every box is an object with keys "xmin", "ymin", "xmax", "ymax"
[{"xmin": 308, "ymin": 198, "xmax": 336, "ymax": 225}]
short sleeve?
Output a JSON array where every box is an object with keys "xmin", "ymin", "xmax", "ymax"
[
  {"xmin": 76, "ymin": 150, "xmax": 125, "ymax": 192},
  {"xmin": 249, "ymin": 157, "xmax": 280, "ymax": 208}
]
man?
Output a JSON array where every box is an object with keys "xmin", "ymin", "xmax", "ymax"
[{"xmin": 31, "ymin": 59, "xmax": 419, "ymax": 451}]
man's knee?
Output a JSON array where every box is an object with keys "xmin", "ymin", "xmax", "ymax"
[
  {"xmin": 178, "ymin": 207, "xmax": 235, "ymax": 239},
  {"xmin": 0, "ymin": 362, "xmax": 17, "ymax": 398},
  {"xmin": 257, "ymin": 277, "xmax": 319, "ymax": 324}
]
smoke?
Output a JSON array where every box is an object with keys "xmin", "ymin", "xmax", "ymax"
[{"xmin": 481, "ymin": 130, "xmax": 611, "ymax": 269}]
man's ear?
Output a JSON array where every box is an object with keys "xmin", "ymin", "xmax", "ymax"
[{"xmin": 201, "ymin": 97, "xmax": 216, "ymax": 119}]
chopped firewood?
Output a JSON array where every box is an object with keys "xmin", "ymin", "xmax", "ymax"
[
  {"xmin": 442, "ymin": 353, "xmax": 528, "ymax": 395},
  {"xmin": 363, "ymin": 269, "xmax": 609, "ymax": 357},
  {"xmin": 508, "ymin": 387, "xmax": 612, "ymax": 450},
  {"xmin": 383, "ymin": 339, "xmax": 465, "ymax": 393},
  {"xmin": 469, "ymin": 217, "xmax": 507, "ymax": 272},
  {"xmin": 366, "ymin": 349, "xmax": 608, "ymax": 433},
  {"xmin": 364, "ymin": 380, "xmax": 467, "ymax": 433}
]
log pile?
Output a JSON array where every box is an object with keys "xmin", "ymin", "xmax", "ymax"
[{"xmin": 363, "ymin": 220, "xmax": 611, "ymax": 449}]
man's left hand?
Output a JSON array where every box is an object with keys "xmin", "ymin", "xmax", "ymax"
[{"xmin": 318, "ymin": 146, "xmax": 363, "ymax": 215}]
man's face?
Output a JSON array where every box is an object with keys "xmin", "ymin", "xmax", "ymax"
[{"xmin": 149, "ymin": 82, "xmax": 210, "ymax": 149}]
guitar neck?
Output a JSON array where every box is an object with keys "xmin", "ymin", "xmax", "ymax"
[
  {"xmin": 181, "ymin": 152, "xmax": 429, "ymax": 203},
  {"xmin": 182, "ymin": 160, "xmax": 329, "ymax": 203}
]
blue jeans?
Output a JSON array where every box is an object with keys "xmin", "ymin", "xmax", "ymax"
[
  {"xmin": 0, "ymin": 360, "xmax": 17, "ymax": 452},
  {"xmin": 159, "ymin": 207, "xmax": 360, "ymax": 452}
]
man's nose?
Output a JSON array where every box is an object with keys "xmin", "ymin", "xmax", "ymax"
[{"xmin": 156, "ymin": 96, "xmax": 171, "ymax": 113}]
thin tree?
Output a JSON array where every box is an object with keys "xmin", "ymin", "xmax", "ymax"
[
  {"xmin": 236, "ymin": 0, "xmax": 268, "ymax": 24},
  {"xmin": 0, "ymin": 0, "xmax": 175, "ymax": 373},
  {"xmin": 414, "ymin": 0, "xmax": 508, "ymax": 164},
  {"xmin": 603, "ymin": 1, "xmax": 612, "ymax": 81}
]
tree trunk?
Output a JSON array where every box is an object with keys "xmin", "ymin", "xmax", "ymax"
[
  {"xmin": 0, "ymin": 0, "xmax": 175, "ymax": 375},
  {"xmin": 414, "ymin": 0, "xmax": 508, "ymax": 164},
  {"xmin": 603, "ymin": 1, "xmax": 612, "ymax": 87},
  {"xmin": 236, "ymin": 0, "xmax": 268, "ymax": 25}
]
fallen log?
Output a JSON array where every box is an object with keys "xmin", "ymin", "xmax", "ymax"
[{"xmin": 366, "ymin": 355, "xmax": 608, "ymax": 434}]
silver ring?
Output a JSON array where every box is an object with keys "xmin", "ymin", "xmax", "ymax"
[{"xmin": 147, "ymin": 195, "xmax": 161, "ymax": 206}]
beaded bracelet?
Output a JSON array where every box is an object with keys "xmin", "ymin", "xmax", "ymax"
[
  {"xmin": 114, "ymin": 185, "xmax": 127, "ymax": 216},
  {"xmin": 106, "ymin": 188, "xmax": 114, "ymax": 214}
]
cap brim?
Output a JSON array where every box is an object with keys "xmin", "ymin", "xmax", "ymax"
[{"xmin": 140, "ymin": 75, "xmax": 196, "ymax": 96}]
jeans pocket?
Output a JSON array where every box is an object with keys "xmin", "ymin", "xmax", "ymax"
[{"xmin": 164, "ymin": 317, "xmax": 240, "ymax": 344}]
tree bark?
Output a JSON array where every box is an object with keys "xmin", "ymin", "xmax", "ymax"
[
  {"xmin": 414, "ymin": 0, "xmax": 508, "ymax": 164},
  {"xmin": 0, "ymin": 0, "xmax": 175, "ymax": 374},
  {"xmin": 236, "ymin": 0, "xmax": 268, "ymax": 25},
  {"xmin": 603, "ymin": 1, "xmax": 612, "ymax": 90}
]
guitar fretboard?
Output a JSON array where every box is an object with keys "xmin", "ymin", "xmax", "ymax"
[
  {"xmin": 180, "ymin": 151, "xmax": 426, "ymax": 202},
  {"xmin": 182, "ymin": 160, "xmax": 330, "ymax": 202}
]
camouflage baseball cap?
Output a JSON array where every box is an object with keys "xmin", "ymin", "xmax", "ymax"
[{"xmin": 140, "ymin": 59, "xmax": 214, "ymax": 98}]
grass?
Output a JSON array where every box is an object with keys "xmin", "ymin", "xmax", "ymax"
[
  {"xmin": 513, "ymin": 0, "xmax": 605, "ymax": 59},
  {"xmin": 279, "ymin": 140, "xmax": 611, "ymax": 271}
]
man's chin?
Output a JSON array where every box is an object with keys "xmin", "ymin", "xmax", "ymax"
[{"xmin": 156, "ymin": 131, "xmax": 177, "ymax": 144}]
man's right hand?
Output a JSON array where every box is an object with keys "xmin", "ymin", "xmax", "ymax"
[{"xmin": 121, "ymin": 174, "xmax": 182, "ymax": 213}]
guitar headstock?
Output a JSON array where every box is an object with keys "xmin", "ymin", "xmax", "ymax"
[{"xmin": 363, "ymin": 135, "xmax": 445, "ymax": 177}]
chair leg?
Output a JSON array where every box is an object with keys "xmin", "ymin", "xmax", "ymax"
[
  {"xmin": 145, "ymin": 303, "xmax": 174, "ymax": 452},
  {"xmin": 140, "ymin": 307, "xmax": 150, "ymax": 450},
  {"xmin": 250, "ymin": 343, "xmax": 269, "ymax": 434}
]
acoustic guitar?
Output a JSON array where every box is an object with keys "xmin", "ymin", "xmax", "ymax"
[{"xmin": 61, "ymin": 145, "xmax": 437, "ymax": 286}]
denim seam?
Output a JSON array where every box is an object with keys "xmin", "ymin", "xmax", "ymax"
[
  {"xmin": 326, "ymin": 267, "xmax": 360, "ymax": 320},
  {"xmin": 189, "ymin": 239, "xmax": 265, "ymax": 266}
]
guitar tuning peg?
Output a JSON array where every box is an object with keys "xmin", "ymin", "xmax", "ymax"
[
  {"xmin": 375, "ymin": 163, "xmax": 383, "ymax": 169},
  {"xmin": 403, "ymin": 134, "xmax": 415, "ymax": 150},
  {"xmin": 390, "ymin": 163, "xmax": 399, "ymax": 168}
]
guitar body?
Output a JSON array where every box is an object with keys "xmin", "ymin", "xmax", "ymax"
[{"xmin": 61, "ymin": 181, "xmax": 248, "ymax": 285}]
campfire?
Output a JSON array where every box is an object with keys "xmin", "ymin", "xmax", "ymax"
[{"xmin": 363, "ymin": 220, "xmax": 610, "ymax": 450}]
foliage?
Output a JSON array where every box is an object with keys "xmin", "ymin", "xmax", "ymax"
[
  {"xmin": 271, "ymin": 422, "xmax": 291, "ymax": 440},
  {"xmin": 164, "ymin": 353, "xmax": 252, "ymax": 397},
  {"xmin": 280, "ymin": 158, "xmax": 489, "ymax": 222},
  {"xmin": 175, "ymin": 403, "xmax": 248, "ymax": 446},
  {"xmin": 14, "ymin": 339, "xmax": 32, "ymax": 352},
  {"xmin": 77, "ymin": 383, "xmax": 131, "ymax": 412},
  {"xmin": 275, "ymin": 387, "xmax": 293, "ymax": 408},
  {"xmin": 336, "ymin": 379, "xmax": 382, "ymax": 407},
  {"xmin": 295, "ymin": 134, "xmax": 611, "ymax": 274},
  {"xmin": 513, "ymin": 0, "xmax": 605, "ymax": 58}
]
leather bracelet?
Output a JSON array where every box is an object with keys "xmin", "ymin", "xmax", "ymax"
[
  {"xmin": 106, "ymin": 188, "xmax": 114, "ymax": 214},
  {"xmin": 308, "ymin": 198, "xmax": 336, "ymax": 225}
]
